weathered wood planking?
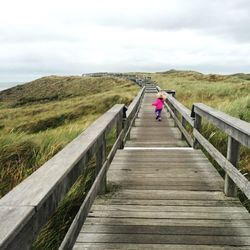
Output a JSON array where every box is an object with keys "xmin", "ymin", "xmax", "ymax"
[
  {"xmin": 73, "ymin": 87, "xmax": 250, "ymax": 249},
  {"xmin": 73, "ymin": 243, "xmax": 250, "ymax": 250},
  {"xmin": 76, "ymin": 233, "xmax": 250, "ymax": 246}
]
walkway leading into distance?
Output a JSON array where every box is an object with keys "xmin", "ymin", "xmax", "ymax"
[{"xmin": 73, "ymin": 86, "xmax": 250, "ymax": 249}]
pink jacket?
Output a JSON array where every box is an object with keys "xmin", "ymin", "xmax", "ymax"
[{"xmin": 152, "ymin": 98, "xmax": 164, "ymax": 110}]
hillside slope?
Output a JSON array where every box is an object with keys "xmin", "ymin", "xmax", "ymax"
[{"xmin": 0, "ymin": 75, "xmax": 139, "ymax": 197}]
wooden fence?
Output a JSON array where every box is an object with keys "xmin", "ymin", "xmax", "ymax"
[{"xmin": 157, "ymin": 86, "xmax": 250, "ymax": 201}]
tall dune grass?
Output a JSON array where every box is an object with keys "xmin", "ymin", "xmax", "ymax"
[
  {"xmin": 0, "ymin": 76, "xmax": 139, "ymax": 197},
  {"xmin": 151, "ymin": 71, "xmax": 250, "ymax": 174}
]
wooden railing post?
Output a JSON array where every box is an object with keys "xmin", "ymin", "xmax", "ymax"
[
  {"xmin": 181, "ymin": 116, "xmax": 187, "ymax": 140},
  {"xmin": 116, "ymin": 111, "xmax": 123, "ymax": 136},
  {"xmin": 193, "ymin": 112, "xmax": 202, "ymax": 149},
  {"xmin": 95, "ymin": 136, "xmax": 106, "ymax": 194},
  {"xmin": 173, "ymin": 108, "xmax": 178, "ymax": 127},
  {"xmin": 224, "ymin": 136, "xmax": 240, "ymax": 197}
]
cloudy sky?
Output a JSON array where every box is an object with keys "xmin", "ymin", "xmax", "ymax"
[{"xmin": 1, "ymin": 0, "xmax": 250, "ymax": 82}]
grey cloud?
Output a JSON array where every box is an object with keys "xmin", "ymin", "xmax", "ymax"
[
  {"xmin": 1, "ymin": 0, "xmax": 250, "ymax": 83},
  {"xmin": 93, "ymin": 0, "xmax": 250, "ymax": 42}
]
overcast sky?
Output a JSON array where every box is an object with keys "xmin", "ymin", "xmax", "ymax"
[{"xmin": 1, "ymin": 0, "xmax": 250, "ymax": 82}]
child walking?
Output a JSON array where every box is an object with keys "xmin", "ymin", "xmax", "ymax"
[{"xmin": 152, "ymin": 92, "xmax": 166, "ymax": 121}]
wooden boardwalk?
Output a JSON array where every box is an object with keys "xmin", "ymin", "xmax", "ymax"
[{"xmin": 73, "ymin": 87, "xmax": 250, "ymax": 249}]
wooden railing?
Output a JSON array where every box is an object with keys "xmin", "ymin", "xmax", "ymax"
[
  {"xmin": 192, "ymin": 103, "xmax": 250, "ymax": 198},
  {"xmin": 157, "ymin": 86, "xmax": 250, "ymax": 200},
  {"xmin": 0, "ymin": 88, "xmax": 145, "ymax": 250}
]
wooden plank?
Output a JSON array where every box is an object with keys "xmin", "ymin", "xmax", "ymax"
[
  {"xmin": 112, "ymin": 155, "xmax": 209, "ymax": 162},
  {"xmin": 130, "ymin": 127, "xmax": 180, "ymax": 132},
  {"xmin": 108, "ymin": 175, "xmax": 220, "ymax": 183},
  {"xmin": 125, "ymin": 141, "xmax": 188, "ymax": 147},
  {"xmin": 116, "ymin": 147, "xmax": 199, "ymax": 152},
  {"xmin": 94, "ymin": 198, "xmax": 242, "ymax": 207},
  {"xmin": 88, "ymin": 210, "xmax": 250, "ymax": 220},
  {"xmin": 91, "ymin": 205, "xmax": 247, "ymax": 213},
  {"xmin": 108, "ymin": 178, "xmax": 223, "ymax": 186},
  {"xmin": 108, "ymin": 180, "xmax": 223, "ymax": 189},
  {"xmin": 107, "ymin": 175, "xmax": 223, "ymax": 184},
  {"xmin": 115, "ymin": 148, "xmax": 200, "ymax": 153},
  {"xmin": 108, "ymin": 171, "xmax": 220, "ymax": 180},
  {"xmin": 108, "ymin": 186, "xmax": 221, "ymax": 192},
  {"xmin": 76, "ymin": 233, "xmax": 250, "ymax": 246},
  {"xmin": 85, "ymin": 217, "xmax": 250, "ymax": 228},
  {"xmin": 135, "ymin": 121, "xmax": 174, "ymax": 127},
  {"xmin": 108, "ymin": 169, "xmax": 221, "ymax": 176},
  {"xmin": 110, "ymin": 190, "xmax": 238, "ymax": 201},
  {"xmin": 110, "ymin": 159, "xmax": 212, "ymax": 165},
  {"xmin": 129, "ymin": 135, "xmax": 183, "ymax": 140},
  {"xmin": 0, "ymin": 206, "xmax": 34, "ymax": 250},
  {"xmin": 107, "ymin": 172, "xmax": 222, "ymax": 179},
  {"xmin": 111, "ymin": 158, "xmax": 210, "ymax": 163},
  {"xmin": 73, "ymin": 243, "xmax": 250, "ymax": 250},
  {"xmin": 109, "ymin": 164, "xmax": 219, "ymax": 171},
  {"xmin": 108, "ymin": 177, "xmax": 223, "ymax": 188},
  {"xmin": 109, "ymin": 161, "xmax": 217, "ymax": 169},
  {"xmin": 108, "ymin": 177, "xmax": 223, "ymax": 186},
  {"xmin": 108, "ymin": 169, "xmax": 220, "ymax": 176},
  {"xmin": 80, "ymin": 224, "xmax": 250, "ymax": 236}
]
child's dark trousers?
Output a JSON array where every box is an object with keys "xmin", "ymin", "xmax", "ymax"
[{"xmin": 155, "ymin": 109, "xmax": 162, "ymax": 120}]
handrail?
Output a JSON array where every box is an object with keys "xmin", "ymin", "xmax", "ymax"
[
  {"xmin": 166, "ymin": 94, "xmax": 194, "ymax": 127},
  {"xmin": 0, "ymin": 88, "xmax": 145, "ymax": 250},
  {"xmin": 193, "ymin": 128, "xmax": 250, "ymax": 199},
  {"xmin": 123, "ymin": 87, "xmax": 145, "ymax": 143},
  {"xmin": 193, "ymin": 103, "xmax": 250, "ymax": 148},
  {"xmin": 59, "ymin": 86, "xmax": 145, "ymax": 250},
  {"xmin": 192, "ymin": 103, "xmax": 250, "ymax": 199}
]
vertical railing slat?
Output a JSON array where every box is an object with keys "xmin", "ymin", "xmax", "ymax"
[{"xmin": 224, "ymin": 136, "xmax": 240, "ymax": 197}]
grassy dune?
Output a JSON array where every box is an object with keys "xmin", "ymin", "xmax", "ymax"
[
  {"xmin": 0, "ymin": 75, "xmax": 139, "ymax": 197},
  {"xmin": 150, "ymin": 70, "xmax": 250, "ymax": 172}
]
